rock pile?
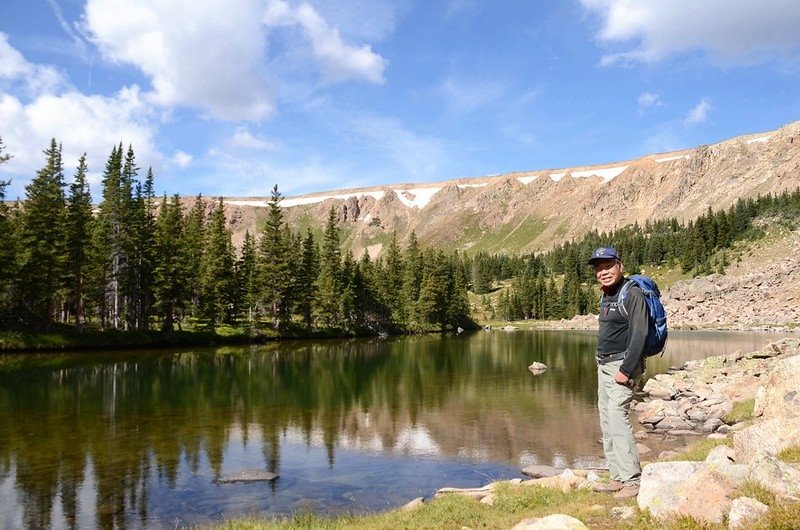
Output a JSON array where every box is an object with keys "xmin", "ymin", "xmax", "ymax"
[
  {"xmin": 637, "ymin": 338, "xmax": 800, "ymax": 526},
  {"xmin": 663, "ymin": 247, "xmax": 800, "ymax": 330}
]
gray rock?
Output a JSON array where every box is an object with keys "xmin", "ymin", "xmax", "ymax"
[
  {"xmin": 638, "ymin": 461, "xmax": 705, "ymax": 519},
  {"xmin": 528, "ymin": 362, "xmax": 548, "ymax": 374},
  {"xmin": 511, "ymin": 514, "xmax": 588, "ymax": 529},
  {"xmin": 705, "ymin": 445, "xmax": 736, "ymax": 465},
  {"xmin": 707, "ymin": 401, "xmax": 734, "ymax": 420},
  {"xmin": 611, "ymin": 506, "xmax": 637, "ymax": 520},
  {"xmin": 401, "ymin": 497, "xmax": 425, "ymax": 511},
  {"xmin": 746, "ymin": 453, "xmax": 800, "ymax": 499},
  {"xmin": 643, "ymin": 378, "xmax": 676, "ymax": 399},
  {"xmin": 703, "ymin": 417, "xmax": 724, "ymax": 432},
  {"xmin": 655, "ymin": 416, "xmax": 693, "ymax": 431},
  {"xmin": 674, "ymin": 467, "xmax": 740, "ymax": 524},
  {"xmin": 216, "ymin": 469, "xmax": 279, "ymax": 483},
  {"xmin": 521, "ymin": 464, "xmax": 560, "ymax": 478},
  {"xmin": 687, "ymin": 408, "xmax": 708, "ymax": 422},
  {"xmin": 753, "ymin": 355, "xmax": 800, "ymax": 420},
  {"xmin": 638, "ymin": 399, "xmax": 668, "ymax": 425},
  {"xmin": 733, "ymin": 417, "xmax": 800, "ymax": 464},
  {"xmin": 728, "ymin": 497, "xmax": 769, "ymax": 530}
]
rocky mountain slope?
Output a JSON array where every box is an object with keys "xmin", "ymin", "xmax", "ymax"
[
  {"xmin": 221, "ymin": 120, "xmax": 800, "ymax": 259},
  {"xmin": 213, "ymin": 120, "xmax": 800, "ymax": 330}
]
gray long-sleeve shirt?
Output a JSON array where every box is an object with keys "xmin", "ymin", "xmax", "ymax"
[{"xmin": 597, "ymin": 278, "xmax": 648, "ymax": 377}]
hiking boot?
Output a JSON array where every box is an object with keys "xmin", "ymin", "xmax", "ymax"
[
  {"xmin": 613, "ymin": 483, "xmax": 640, "ymax": 499},
  {"xmin": 593, "ymin": 480, "xmax": 624, "ymax": 492}
]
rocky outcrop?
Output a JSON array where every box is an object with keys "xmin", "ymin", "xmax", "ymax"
[
  {"xmin": 663, "ymin": 247, "xmax": 800, "ymax": 330},
  {"xmin": 636, "ymin": 338, "xmax": 800, "ymax": 524}
]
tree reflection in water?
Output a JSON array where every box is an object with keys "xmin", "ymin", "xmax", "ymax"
[{"xmin": 0, "ymin": 330, "xmax": 776, "ymax": 528}]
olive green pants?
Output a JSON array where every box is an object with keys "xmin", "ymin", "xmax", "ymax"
[{"xmin": 597, "ymin": 359, "xmax": 641, "ymax": 485}]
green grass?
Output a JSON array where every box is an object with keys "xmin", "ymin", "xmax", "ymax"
[
  {"xmin": 734, "ymin": 481, "xmax": 776, "ymax": 506},
  {"xmin": 209, "ymin": 479, "xmax": 800, "ymax": 530},
  {"xmin": 723, "ymin": 398, "xmax": 755, "ymax": 424},
  {"xmin": 665, "ymin": 438, "xmax": 733, "ymax": 462},
  {"xmin": 777, "ymin": 445, "xmax": 800, "ymax": 463},
  {"xmin": 210, "ymin": 484, "xmax": 635, "ymax": 530}
]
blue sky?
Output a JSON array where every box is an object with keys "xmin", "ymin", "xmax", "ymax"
[{"xmin": 1, "ymin": 0, "xmax": 800, "ymax": 200}]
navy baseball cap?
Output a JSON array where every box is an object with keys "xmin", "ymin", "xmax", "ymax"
[{"xmin": 588, "ymin": 246, "xmax": 621, "ymax": 264}]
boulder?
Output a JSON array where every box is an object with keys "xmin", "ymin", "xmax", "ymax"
[
  {"xmin": 733, "ymin": 417, "xmax": 800, "ymax": 464},
  {"xmin": 705, "ymin": 445, "xmax": 736, "ymax": 465},
  {"xmin": 675, "ymin": 467, "xmax": 739, "ymax": 524},
  {"xmin": 753, "ymin": 355, "xmax": 800, "ymax": 420},
  {"xmin": 654, "ymin": 416, "xmax": 693, "ymax": 431},
  {"xmin": 521, "ymin": 465, "xmax": 560, "ymax": 478},
  {"xmin": 746, "ymin": 453, "xmax": 800, "ymax": 499},
  {"xmin": 643, "ymin": 378, "xmax": 676, "ymax": 399},
  {"xmin": 728, "ymin": 497, "xmax": 769, "ymax": 530},
  {"xmin": 638, "ymin": 461, "xmax": 705, "ymax": 519},
  {"xmin": 401, "ymin": 497, "xmax": 425, "ymax": 511},
  {"xmin": 511, "ymin": 514, "xmax": 588, "ymax": 529},
  {"xmin": 528, "ymin": 362, "xmax": 548, "ymax": 374},
  {"xmin": 637, "ymin": 400, "xmax": 668, "ymax": 425},
  {"xmin": 215, "ymin": 469, "xmax": 279, "ymax": 483},
  {"xmin": 524, "ymin": 474, "xmax": 584, "ymax": 493}
]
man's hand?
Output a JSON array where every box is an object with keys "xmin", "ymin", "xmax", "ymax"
[{"xmin": 614, "ymin": 371, "xmax": 630, "ymax": 385}]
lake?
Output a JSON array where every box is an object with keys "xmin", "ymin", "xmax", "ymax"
[{"xmin": 0, "ymin": 329, "xmax": 790, "ymax": 529}]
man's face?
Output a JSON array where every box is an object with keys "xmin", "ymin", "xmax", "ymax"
[{"xmin": 593, "ymin": 259, "xmax": 624, "ymax": 288}]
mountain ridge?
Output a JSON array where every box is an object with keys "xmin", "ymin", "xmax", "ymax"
[{"xmin": 216, "ymin": 120, "xmax": 800, "ymax": 258}]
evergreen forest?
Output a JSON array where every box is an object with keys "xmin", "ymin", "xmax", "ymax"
[{"xmin": 2, "ymin": 137, "xmax": 800, "ymax": 340}]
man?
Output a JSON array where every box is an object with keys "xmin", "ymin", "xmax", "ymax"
[{"xmin": 588, "ymin": 246, "xmax": 647, "ymax": 500}]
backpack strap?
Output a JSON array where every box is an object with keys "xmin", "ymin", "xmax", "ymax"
[{"xmin": 617, "ymin": 278, "xmax": 632, "ymax": 318}]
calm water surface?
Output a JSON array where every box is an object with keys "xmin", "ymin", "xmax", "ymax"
[{"xmin": 0, "ymin": 330, "xmax": 792, "ymax": 529}]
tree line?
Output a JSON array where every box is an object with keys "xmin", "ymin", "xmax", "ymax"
[
  {"xmin": 3, "ymin": 137, "xmax": 798, "ymax": 332},
  {"xmin": 470, "ymin": 188, "xmax": 800, "ymax": 321},
  {"xmin": 0, "ymin": 139, "xmax": 472, "ymax": 335}
]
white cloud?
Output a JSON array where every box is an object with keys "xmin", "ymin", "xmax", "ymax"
[
  {"xmin": 582, "ymin": 0, "xmax": 800, "ymax": 65},
  {"xmin": 264, "ymin": 0, "xmax": 387, "ymax": 84},
  {"xmin": 0, "ymin": 33, "xmax": 66, "ymax": 96},
  {"xmin": 684, "ymin": 98, "xmax": 711, "ymax": 127},
  {"xmin": 82, "ymin": 0, "xmax": 273, "ymax": 121},
  {"xmin": 172, "ymin": 150, "xmax": 192, "ymax": 168},
  {"xmin": 439, "ymin": 76, "xmax": 507, "ymax": 113},
  {"xmin": 230, "ymin": 127, "xmax": 277, "ymax": 150},
  {"xmin": 0, "ymin": 38, "xmax": 160, "ymax": 198},
  {"xmin": 637, "ymin": 91, "xmax": 663, "ymax": 115},
  {"xmin": 0, "ymin": 88, "xmax": 160, "ymax": 197}
]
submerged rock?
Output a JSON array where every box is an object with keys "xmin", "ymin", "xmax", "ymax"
[
  {"xmin": 528, "ymin": 362, "xmax": 548, "ymax": 374},
  {"xmin": 215, "ymin": 469, "xmax": 279, "ymax": 484}
]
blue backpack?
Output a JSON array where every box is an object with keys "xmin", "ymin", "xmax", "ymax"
[{"xmin": 618, "ymin": 274, "xmax": 668, "ymax": 357}]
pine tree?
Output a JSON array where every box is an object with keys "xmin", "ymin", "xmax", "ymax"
[
  {"xmin": 182, "ymin": 195, "xmax": 206, "ymax": 317},
  {"xmin": 198, "ymin": 198, "xmax": 235, "ymax": 331},
  {"xmin": 402, "ymin": 231, "xmax": 423, "ymax": 324},
  {"xmin": 236, "ymin": 230, "xmax": 259, "ymax": 325},
  {"xmin": 94, "ymin": 144, "xmax": 124, "ymax": 329},
  {"xmin": 381, "ymin": 231, "xmax": 405, "ymax": 323},
  {"xmin": 65, "ymin": 154, "xmax": 94, "ymax": 331},
  {"xmin": 259, "ymin": 185, "xmax": 292, "ymax": 329},
  {"xmin": 19, "ymin": 139, "xmax": 67, "ymax": 327},
  {"xmin": 294, "ymin": 230, "xmax": 318, "ymax": 331},
  {"xmin": 153, "ymin": 194, "xmax": 185, "ymax": 332},
  {"xmin": 315, "ymin": 207, "xmax": 342, "ymax": 327},
  {"xmin": 135, "ymin": 167, "xmax": 157, "ymax": 330}
]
